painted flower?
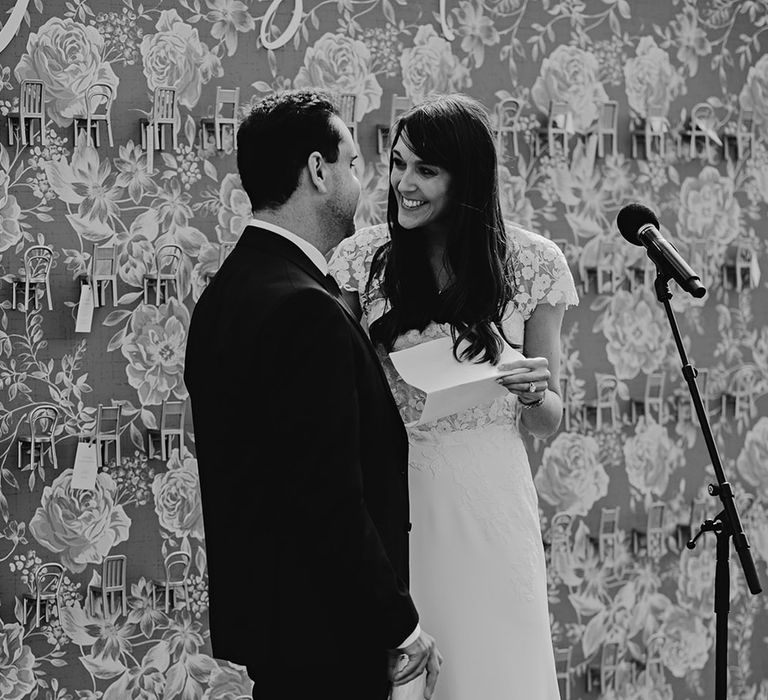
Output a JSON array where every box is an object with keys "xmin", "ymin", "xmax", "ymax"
[
  {"xmin": 676, "ymin": 547, "xmax": 716, "ymax": 616},
  {"xmin": 677, "ymin": 166, "xmax": 741, "ymax": 268},
  {"xmin": 455, "ymin": 0, "xmax": 500, "ymax": 68},
  {"xmin": 623, "ymin": 417, "xmax": 684, "ymax": 498},
  {"xmin": 660, "ymin": 607, "xmax": 711, "ymax": 677},
  {"xmin": 534, "ymin": 432, "xmax": 608, "ymax": 516},
  {"xmin": 736, "ymin": 417, "xmax": 768, "ymax": 496},
  {"xmin": 215, "ymin": 173, "xmax": 250, "ymax": 243},
  {"xmin": 140, "ymin": 9, "xmax": 222, "ymax": 109},
  {"xmin": 740, "ymin": 54, "xmax": 768, "ymax": 138},
  {"xmin": 498, "ymin": 166, "xmax": 534, "ymax": 229},
  {"xmin": 122, "ymin": 299, "xmax": 190, "ymax": 406},
  {"xmin": 624, "ymin": 37, "xmax": 684, "ymax": 118},
  {"xmin": 29, "ymin": 470, "xmax": 131, "ymax": 573},
  {"xmin": 531, "ymin": 45, "xmax": 608, "ymax": 132},
  {"xmin": 602, "ymin": 289, "xmax": 674, "ymax": 380},
  {"xmin": 152, "ymin": 449, "xmax": 205, "ymax": 541},
  {"xmin": 294, "ymin": 33, "xmax": 382, "ymax": 122},
  {"xmin": 400, "ymin": 25, "xmax": 471, "ymax": 104},
  {"xmin": 14, "ymin": 17, "xmax": 119, "ymax": 127},
  {"xmin": 0, "ymin": 170, "xmax": 22, "ymax": 253},
  {"xmin": 115, "ymin": 140, "xmax": 156, "ymax": 205},
  {"xmin": 205, "ymin": 0, "xmax": 255, "ymax": 57},
  {"xmin": 0, "ymin": 620, "xmax": 36, "ymax": 700},
  {"xmin": 103, "ymin": 640, "xmax": 169, "ymax": 700},
  {"xmin": 673, "ymin": 6, "xmax": 711, "ymax": 77},
  {"xmin": 203, "ymin": 661, "xmax": 254, "ymax": 700},
  {"xmin": 744, "ymin": 501, "xmax": 768, "ymax": 568}
]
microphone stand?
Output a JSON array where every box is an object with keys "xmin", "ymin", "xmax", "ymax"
[{"xmin": 651, "ymin": 271, "xmax": 762, "ymax": 700}]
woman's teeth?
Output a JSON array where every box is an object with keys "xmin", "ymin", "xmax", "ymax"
[{"xmin": 402, "ymin": 197, "xmax": 425, "ymax": 210}]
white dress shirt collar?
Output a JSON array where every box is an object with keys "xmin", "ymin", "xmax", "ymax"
[{"xmin": 249, "ymin": 218, "xmax": 328, "ymax": 276}]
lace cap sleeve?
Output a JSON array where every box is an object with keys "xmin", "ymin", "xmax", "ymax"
[
  {"xmin": 508, "ymin": 223, "xmax": 580, "ymax": 319},
  {"xmin": 327, "ymin": 224, "xmax": 390, "ymax": 295}
]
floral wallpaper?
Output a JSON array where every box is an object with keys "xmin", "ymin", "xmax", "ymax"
[{"xmin": 0, "ymin": 0, "xmax": 767, "ymax": 698}]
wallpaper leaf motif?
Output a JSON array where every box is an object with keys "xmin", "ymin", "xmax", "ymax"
[{"xmin": 0, "ymin": 0, "xmax": 767, "ymax": 697}]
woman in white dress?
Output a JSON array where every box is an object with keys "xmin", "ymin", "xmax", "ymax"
[{"xmin": 328, "ymin": 94, "xmax": 578, "ymax": 700}]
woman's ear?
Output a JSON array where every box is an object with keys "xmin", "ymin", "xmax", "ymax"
[{"xmin": 307, "ymin": 151, "xmax": 328, "ymax": 193}]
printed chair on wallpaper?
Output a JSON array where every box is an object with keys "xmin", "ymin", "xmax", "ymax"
[
  {"xmin": 72, "ymin": 83, "xmax": 115, "ymax": 148},
  {"xmin": 554, "ymin": 645, "xmax": 573, "ymax": 700},
  {"xmin": 631, "ymin": 501, "xmax": 666, "ymax": 560},
  {"xmin": 493, "ymin": 97, "xmax": 522, "ymax": 161},
  {"xmin": 152, "ymin": 551, "xmax": 191, "ymax": 613},
  {"xmin": 585, "ymin": 99, "xmax": 618, "ymax": 158},
  {"xmin": 87, "ymin": 554, "xmax": 127, "ymax": 617},
  {"xmin": 723, "ymin": 107, "xmax": 755, "ymax": 162},
  {"xmin": 630, "ymin": 105, "xmax": 670, "ymax": 159},
  {"xmin": 143, "ymin": 243, "xmax": 183, "ymax": 305},
  {"xmin": 200, "ymin": 86, "xmax": 240, "ymax": 151},
  {"xmin": 17, "ymin": 403, "xmax": 59, "ymax": 471},
  {"xmin": 676, "ymin": 102, "xmax": 722, "ymax": 160},
  {"xmin": 10, "ymin": 245, "xmax": 54, "ymax": 312},
  {"xmin": 147, "ymin": 399, "xmax": 186, "ymax": 461},
  {"xmin": 140, "ymin": 86, "xmax": 179, "ymax": 174},
  {"xmin": 21, "ymin": 562, "xmax": 64, "ymax": 629},
  {"xmin": 79, "ymin": 403, "xmax": 122, "ymax": 468},
  {"xmin": 7, "ymin": 79, "xmax": 46, "ymax": 146},
  {"xmin": 534, "ymin": 100, "xmax": 573, "ymax": 157},
  {"xmin": 89, "ymin": 244, "xmax": 118, "ymax": 307},
  {"xmin": 586, "ymin": 641, "xmax": 621, "ymax": 693}
]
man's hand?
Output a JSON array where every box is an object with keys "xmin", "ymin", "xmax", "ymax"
[{"xmin": 389, "ymin": 630, "xmax": 443, "ymax": 699}]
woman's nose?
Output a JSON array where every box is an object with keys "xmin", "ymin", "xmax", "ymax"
[{"xmin": 397, "ymin": 168, "xmax": 414, "ymax": 192}]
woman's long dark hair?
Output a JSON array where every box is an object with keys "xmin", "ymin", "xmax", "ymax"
[{"xmin": 368, "ymin": 94, "xmax": 516, "ymax": 363}]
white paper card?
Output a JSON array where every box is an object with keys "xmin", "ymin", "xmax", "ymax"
[
  {"xmin": 389, "ymin": 336, "xmax": 525, "ymax": 426},
  {"xmin": 71, "ymin": 441, "xmax": 98, "ymax": 490},
  {"xmin": 75, "ymin": 283, "xmax": 94, "ymax": 333}
]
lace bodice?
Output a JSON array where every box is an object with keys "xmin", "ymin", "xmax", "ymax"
[{"xmin": 328, "ymin": 223, "xmax": 579, "ymax": 433}]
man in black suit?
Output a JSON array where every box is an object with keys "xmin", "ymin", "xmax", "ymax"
[{"xmin": 184, "ymin": 90, "xmax": 441, "ymax": 700}]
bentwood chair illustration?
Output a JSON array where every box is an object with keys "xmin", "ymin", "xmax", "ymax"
[
  {"xmin": 17, "ymin": 404, "xmax": 59, "ymax": 471},
  {"xmin": 494, "ymin": 97, "xmax": 522, "ymax": 160},
  {"xmin": 201, "ymin": 86, "xmax": 240, "ymax": 150},
  {"xmin": 554, "ymin": 646, "xmax": 573, "ymax": 700},
  {"xmin": 143, "ymin": 244, "xmax": 183, "ymax": 305},
  {"xmin": 721, "ymin": 239, "xmax": 758, "ymax": 291},
  {"xmin": 586, "ymin": 100, "xmax": 618, "ymax": 158},
  {"xmin": 87, "ymin": 554, "xmax": 127, "ymax": 617},
  {"xmin": 581, "ymin": 373, "xmax": 620, "ymax": 430},
  {"xmin": 21, "ymin": 562, "xmax": 64, "ymax": 628},
  {"xmin": 7, "ymin": 79, "xmax": 46, "ymax": 146},
  {"xmin": 147, "ymin": 399, "xmax": 186, "ymax": 461},
  {"xmin": 677, "ymin": 102, "xmax": 720, "ymax": 159},
  {"xmin": 721, "ymin": 365, "xmax": 757, "ymax": 421},
  {"xmin": 73, "ymin": 83, "xmax": 115, "ymax": 148},
  {"xmin": 11, "ymin": 245, "xmax": 54, "ymax": 311},
  {"xmin": 586, "ymin": 641, "xmax": 620, "ymax": 692},
  {"xmin": 337, "ymin": 93, "xmax": 358, "ymax": 141},
  {"xmin": 90, "ymin": 244, "xmax": 118, "ymax": 307},
  {"xmin": 154, "ymin": 551, "xmax": 191, "ymax": 613}
]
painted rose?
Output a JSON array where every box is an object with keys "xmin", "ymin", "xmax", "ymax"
[
  {"xmin": 14, "ymin": 17, "xmax": 119, "ymax": 127},
  {"xmin": 623, "ymin": 37, "xmax": 684, "ymax": 118},
  {"xmin": 676, "ymin": 547, "xmax": 716, "ymax": 615},
  {"xmin": 29, "ymin": 470, "xmax": 131, "ymax": 573},
  {"xmin": 203, "ymin": 661, "xmax": 254, "ymax": 700},
  {"xmin": 736, "ymin": 417, "xmax": 768, "ymax": 496},
  {"xmin": 152, "ymin": 448, "xmax": 205, "ymax": 540},
  {"xmin": 0, "ymin": 620, "xmax": 36, "ymax": 700},
  {"xmin": 140, "ymin": 9, "xmax": 222, "ymax": 109},
  {"xmin": 215, "ymin": 173, "xmax": 250, "ymax": 243},
  {"xmin": 122, "ymin": 299, "xmax": 190, "ymax": 406},
  {"xmin": 602, "ymin": 290, "xmax": 674, "ymax": 380},
  {"xmin": 294, "ymin": 33, "xmax": 382, "ymax": 122},
  {"xmin": 678, "ymin": 167, "xmax": 741, "ymax": 266},
  {"xmin": 660, "ymin": 607, "xmax": 711, "ymax": 677},
  {"xmin": 400, "ymin": 25, "xmax": 471, "ymax": 104},
  {"xmin": 741, "ymin": 54, "xmax": 768, "ymax": 138},
  {"xmin": 498, "ymin": 167, "xmax": 534, "ymax": 230},
  {"xmin": 531, "ymin": 45, "xmax": 608, "ymax": 132},
  {"xmin": 534, "ymin": 432, "xmax": 608, "ymax": 516},
  {"xmin": 623, "ymin": 418, "xmax": 684, "ymax": 498},
  {"xmin": 0, "ymin": 170, "xmax": 22, "ymax": 253},
  {"xmin": 103, "ymin": 639, "xmax": 169, "ymax": 700}
]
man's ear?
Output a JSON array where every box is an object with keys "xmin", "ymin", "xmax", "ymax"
[{"xmin": 307, "ymin": 152, "xmax": 328, "ymax": 194}]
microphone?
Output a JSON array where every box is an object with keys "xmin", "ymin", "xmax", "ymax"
[{"xmin": 616, "ymin": 202, "xmax": 706, "ymax": 298}]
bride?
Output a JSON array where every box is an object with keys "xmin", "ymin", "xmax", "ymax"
[{"xmin": 329, "ymin": 94, "xmax": 578, "ymax": 700}]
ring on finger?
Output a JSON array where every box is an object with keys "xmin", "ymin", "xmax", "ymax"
[{"xmin": 528, "ymin": 381, "xmax": 537, "ymax": 394}]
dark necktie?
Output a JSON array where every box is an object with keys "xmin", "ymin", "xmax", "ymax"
[{"xmin": 324, "ymin": 273, "xmax": 342, "ymax": 298}]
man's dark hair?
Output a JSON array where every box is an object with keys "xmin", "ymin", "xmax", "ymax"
[{"xmin": 236, "ymin": 90, "xmax": 342, "ymax": 211}]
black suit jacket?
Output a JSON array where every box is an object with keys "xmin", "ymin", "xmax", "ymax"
[{"xmin": 184, "ymin": 226, "xmax": 418, "ymax": 699}]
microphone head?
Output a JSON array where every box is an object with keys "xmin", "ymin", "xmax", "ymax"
[{"xmin": 617, "ymin": 202, "xmax": 660, "ymax": 246}]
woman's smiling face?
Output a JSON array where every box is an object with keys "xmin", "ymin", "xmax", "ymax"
[{"xmin": 390, "ymin": 133, "xmax": 453, "ymax": 232}]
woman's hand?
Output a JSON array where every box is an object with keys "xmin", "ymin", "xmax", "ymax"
[{"xmin": 496, "ymin": 357, "xmax": 551, "ymax": 404}]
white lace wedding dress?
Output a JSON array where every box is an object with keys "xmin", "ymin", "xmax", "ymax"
[{"xmin": 328, "ymin": 223, "xmax": 579, "ymax": 700}]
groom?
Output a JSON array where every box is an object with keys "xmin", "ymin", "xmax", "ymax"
[{"xmin": 184, "ymin": 90, "xmax": 440, "ymax": 699}]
